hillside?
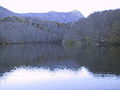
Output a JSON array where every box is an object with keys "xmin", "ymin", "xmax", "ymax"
[
  {"xmin": 0, "ymin": 16, "xmax": 66, "ymax": 44},
  {"xmin": 65, "ymin": 9, "xmax": 120, "ymax": 46},
  {"xmin": 1, "ymin": 6, "xmax": 120, "ymax": 46},
  {"xmin": 0, "ymin": 6, "xmax": 18, "ymax": 18}
]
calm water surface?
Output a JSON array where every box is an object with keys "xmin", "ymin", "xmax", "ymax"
[{"xmin": 0, "ymin": 44, "xmax": 120, "ymax": 90}]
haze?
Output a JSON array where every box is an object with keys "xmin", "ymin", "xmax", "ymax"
[{"xmin": 0, "ymin": 0, "xmax": 120, "ymax": 17}]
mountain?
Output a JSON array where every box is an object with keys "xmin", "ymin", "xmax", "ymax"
[
  {"xmin": 1, "ymin": 6, "xmax": 120, "ymax": 46},
  {"xmin": 22, "ymin": 10, "xmax": 84, "ymax": 23},
  {"xmin": 0, "ymin": 6, "xmax": 18, "ymax": 18},
  {"xmin": 0, "ymin": 6, "xmax": 84, "ymax": 23},
  {"xmin": 0, "ymin": 6, "xmax": 67, "ymax": 44}
]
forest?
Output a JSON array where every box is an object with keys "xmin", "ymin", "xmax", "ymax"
[
  {"xmin": 0, "ymin": 8, "xmax": 120, "ymax": 46},
  {"xmin": 68, "ymin": 9, "xmax": 120, "ymax": 46}
]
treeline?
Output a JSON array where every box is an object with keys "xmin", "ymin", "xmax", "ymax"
[
  {"xmin": 67, "ymin": 9, "xmax": 120, "ymax": 46},
  {"xmin": 0, "ymin": 9, "xmax": 120, "ymax": 46},
  {"xmin": 0, "ymin": 16, "xmax": 66, "ymax": 44}
]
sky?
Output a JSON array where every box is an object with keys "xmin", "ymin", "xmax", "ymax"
[{"xmin": 0, "ymin": 0, "xmax": 120, "ymax": 17}]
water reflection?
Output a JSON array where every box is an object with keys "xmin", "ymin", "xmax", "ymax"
[
  {"xmin": 0, "ymin": 44, "xmax": 120, "ymax": 75},
  {"xmin": 0, "ymin": 44, "xmax": 120, "ymax": 90},
  {"xmin": 0, "ymin": 67, "xmax": 120, "ymax": 90}
]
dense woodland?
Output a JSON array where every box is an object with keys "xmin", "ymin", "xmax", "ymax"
[
  {"xmin": 65, "ymin": 9, "xmax": 120, "ymax": 46},
  {"xmin": 0, "ymin": 8, "xmax": 120, "ymax": 46},
  {"xmin": 0, "ymin": 16, "xmax": 66, "ymax": 43}
]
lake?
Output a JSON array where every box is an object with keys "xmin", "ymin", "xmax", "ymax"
[{"xmin": 0, "ymin": 44, "xmax": 120, "ymax": 90}]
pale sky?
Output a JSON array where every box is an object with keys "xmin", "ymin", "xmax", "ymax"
[{"xmin": 0, "ymin": 0, "xmax": 120, "ymax": 17}]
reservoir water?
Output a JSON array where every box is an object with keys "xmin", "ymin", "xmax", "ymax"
[{"xmin": 0, "ymin": 44, "xmax": 120, "ymax": 90}]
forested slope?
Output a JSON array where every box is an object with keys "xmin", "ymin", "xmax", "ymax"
[
  {"xmin": 65, "ymin": 9, "xmax": 120, "ymax": 46},
  {"xmin": 1, "ymin": 7, "xmax": 120, "ymax": 46},
  {"xmin": 0, "ymin": 16, "xmax": 65, "ymax": 44}
]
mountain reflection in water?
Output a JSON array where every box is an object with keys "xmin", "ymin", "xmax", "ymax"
[{"xmin": 0, "ymin": 44, "xmax": 120, "ymax": 90}]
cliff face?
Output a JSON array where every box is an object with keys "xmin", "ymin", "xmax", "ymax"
[{"xmin": 22, "ymin": 10, "xmax": 84, "ymax": 23}]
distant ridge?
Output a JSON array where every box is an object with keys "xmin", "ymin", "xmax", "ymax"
[
  {"xmin": 22, "ymin": 10, "xmax": 84, "ymax": 23},
  {"xmin": 0, "ymin": 6, "xmax": 84, "ymax": 23},
  {"xmin": 0, "ymin": 6, "xmax": 18, "ymax": 18}
]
